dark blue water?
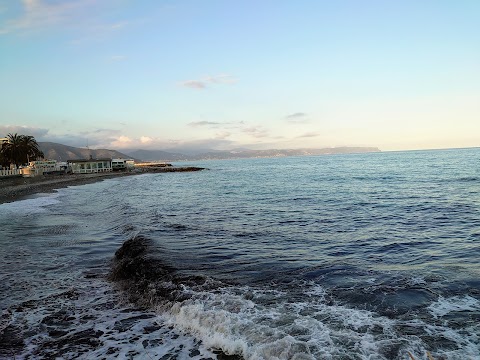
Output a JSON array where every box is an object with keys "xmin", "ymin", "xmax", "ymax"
[{"xmin": 1, "ymin": 148, "xmax": 479, "ymax": 359}]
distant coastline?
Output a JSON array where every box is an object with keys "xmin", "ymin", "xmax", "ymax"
[{"xmin": 38, "ymin": 142, "xmax": 381, "ymax": 162}]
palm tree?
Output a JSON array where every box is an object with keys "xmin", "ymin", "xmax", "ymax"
[
  {"xmin": 0, "ymin": 133, "xmax": 44, "ymax": 167},
  {"xmin": 1, "ymin": 133, "xmax": 22, "ymax": 167},
  {"xmin": 19, "ymin": 135, "xmax": 44, "ymax": 163}
]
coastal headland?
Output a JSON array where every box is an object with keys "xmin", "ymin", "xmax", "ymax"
[{"xmin": 0, "ymin": 166, "xmax": 205, "ymax": 205}]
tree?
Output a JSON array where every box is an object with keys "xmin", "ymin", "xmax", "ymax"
[
  {"xmin": 20, "ymin": 135, "xmax": 44, "ymax": 163},
  {"xmin": 0, "ymin": 133, "xmax": 44, "ymax": 168}
]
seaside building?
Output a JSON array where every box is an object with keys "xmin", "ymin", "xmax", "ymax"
[
  {"xmin": 67, "ymin": 158, "xmax": 112, "ymax": 174},
  {"xmin": 23, "ymin": 159, "xmax": 57, "ymax": 177},
  {"xmin": 112, "ymin": 159, "xmax": 126, "ymax": 171},
  {"xmin": 112, "ymin": 159, "xmax": 135, "ymax": 171},
  {"xmin": 28, "ymin": 160, "xmax": 58, "ymax": 172}
]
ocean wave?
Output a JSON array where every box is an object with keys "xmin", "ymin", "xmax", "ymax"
[{"xmin": 109, "ymin": 236, "xmax": 480, "ymax": 359}]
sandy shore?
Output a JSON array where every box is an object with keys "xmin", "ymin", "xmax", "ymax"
[{"xmin": 0, "ymin": 167, "xmax": 205, "ymax": 205}]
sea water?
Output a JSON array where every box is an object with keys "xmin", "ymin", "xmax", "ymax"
[{"xmin": 0, "ymin": 148, "xmax": 479, "ymax": 359}]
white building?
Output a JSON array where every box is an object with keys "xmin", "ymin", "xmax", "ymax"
[
  {"xmin": 112, "ymin": 158, "xmax": 135, "ymax": 171},
  {"xmin": 67, "ymin": 158, "xmax": 112, "ymax": 174},
  {"xmin": 28, "ymin": 159, "xmax": 58, "ymax": 171}
]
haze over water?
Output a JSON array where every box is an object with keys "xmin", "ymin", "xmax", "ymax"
[{"xmin": 1, "ymin": 148, "xmax": 479, "ymax": 359}]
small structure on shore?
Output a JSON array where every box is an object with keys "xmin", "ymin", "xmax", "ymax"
[
  {"xmin": 67, "ymin": 158, "xmax": 113, "ymax": 174},
  {"xmin": 112, "ymin": 158, "xmax": 135, "ymax": 171},
  {"xmin": 25, "ymin": 160, "xmax": 69, "ymax": 176}
]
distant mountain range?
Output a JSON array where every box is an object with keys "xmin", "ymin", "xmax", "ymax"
[
  {"xmin": 39, "ymin": 142, "xmax": 380, "ymax": 162},
  {"xmin": 38, "ymin": 142, "xmax": 134, "ymax": 161}
]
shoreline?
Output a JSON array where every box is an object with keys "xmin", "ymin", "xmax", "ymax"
[{"xmin": 0, "ymin": 167, "xmax": 205, "ymax": 205}]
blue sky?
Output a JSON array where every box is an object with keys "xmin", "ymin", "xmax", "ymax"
[{"xmin": 0, "ymin": 0, "xmax": 479, "ymax": 151}]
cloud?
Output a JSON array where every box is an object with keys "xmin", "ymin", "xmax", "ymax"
[
  {"xmin": 0, "ymin": 125, "xmax": 49, "ymax": 138},
  {"xmin": 214, "ymin": 131, "xmax": 231, "ymax": 140},
  {"xmin": 0, "ymin": 125, "xmax": 129, "ymax": 149},
  {"xmin": 111, "ymin": 135, "xmax": 133, "ymax": 147},
  {"xmin": 298, "ymin": 132, "xmax": 320, "ymax": 138},
  {"xmin": 286, "ymin": 112, "xmax": 306, "ymax": 119},
  {"xmin": 242, "ymin": 126, "xmax": 269, "ymax": 138},
  {"xmin": 0, "ymin": 0, "xmax": 129, "ymax": 37},
  {"xmin": 285, "ymin": 112, "xmax": 310, "ymax": 124},
  {"xmin": 188, "ymin": 121, "xmax": 221, "ymax": 127},
  {"xmin": 161, "ymin": 138, "xmax": 235, "ymax": 152},
  {"xmin": 140, "ymin": 136, "xmax": 153, "ymax": 144},
  {"xmin": 181, "ymin": 74, "xmax": 237, "ymax": 90},
  {"xmin": 182, "ymin": 80, "xmax": 206, "ymax": 89},
  {"xmin": 0, "ymin": 0, "xmax": 89, "ymax": 34}
]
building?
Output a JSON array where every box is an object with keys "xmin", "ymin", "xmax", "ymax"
[
  {"xmin": 112, "ymin": 158, "xmax": 126, "ymax": 171},
  {"xmin": 28, "ymin": 159, "xmax": 58, "ymax": 172},
  {"xmin": 112, "ymin": 158, "xmax": 135, "ymax": 171},
  {"xmin": 67, "ymin": 158, "xmax": 112, "ymax": 174}
]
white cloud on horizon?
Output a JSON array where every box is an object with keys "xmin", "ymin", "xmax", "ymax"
[{"xmin": 140, "ymin": 136, "xmax": 153, "ymax": 144}]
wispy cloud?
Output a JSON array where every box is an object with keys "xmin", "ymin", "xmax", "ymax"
[
  {"xmin": 182, "ymin": 80, "xmax": 207, "ymax": 89},
  {"xmin": 1, "ymin": 0, "xmax": 90, "ymax": 34},
  {"xmin": 188, "ymin": 121, "xmax": 222, "ymax": 127},
  {"xmin": 285, "ymin": 112, "xmax": 310, "ymax": 124},
  {"xmin": 0, "ymin": 0, "xmax": 129, "ymax": 37},
  {"xmin": 298, "ymin": 132, "xmax": 320, "ymax": 138},
  {"xmin": 0, "ymin": 124, "xmax": 128, "ymax": 149},
  {"xmin": 140, "ymin": 136, "xmax": 153, "ymax": 144},
  {"xmin": 214, "ymin": 131, "xmax": 231, "ymax": 140},
  {"xmin": 242, "ymin": 126, "xmax": 269, "ymax": 138},
  {"xmin": 181, "ymin": 74, "xmax": 237, "ymax": 90},
  {"xmin": 0, "ymin": 124, "xmax": 49, "ymax": 138}
]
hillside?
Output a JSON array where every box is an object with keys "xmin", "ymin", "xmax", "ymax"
[
  {"xmin": 125, "ymin": 146, "xmax": 381, "ymax": 161},
  {"xmin": 38, "ymin": 142, "xmax": 134, "ymax": 161},
  {"xmin": 38, "ymin": 142, "xmax": 380, "ymax": 162}
]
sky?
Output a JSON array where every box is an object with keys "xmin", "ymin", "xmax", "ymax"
[{"xmin": 0, "ymin": 0, "xmax": 479, "ymax": 152}]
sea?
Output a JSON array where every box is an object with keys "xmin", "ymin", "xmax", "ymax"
[{"xmin": 0, "ymin": 148, "xmax": 479, "ymax": 360}]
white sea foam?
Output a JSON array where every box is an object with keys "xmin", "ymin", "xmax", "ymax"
[
  {"xmin": 159, "ymin": 283, "xmax": 426, "ymax": 360},
  {"xmin": 428, "ymin": 295, "xmax": 480, "ymax": 318},
  {"xmin": 0, "ymin": 192, "xmax": 61, "ymax": 215},
  {"xmin": 12, "ymin": 276, "xmax": 218, "ymax": 360},
  {"xmin": 7, "ymin": 273, "xmax": 480, "ymax": 360}
]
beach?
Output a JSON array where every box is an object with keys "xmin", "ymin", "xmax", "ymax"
[
  {"xmin": 0, "ymin": 172, "xmax": 138, "ymax": 205},
  {"xmin": 0, "ymin": 167, "xmax": 205, "ymax": 205}
]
